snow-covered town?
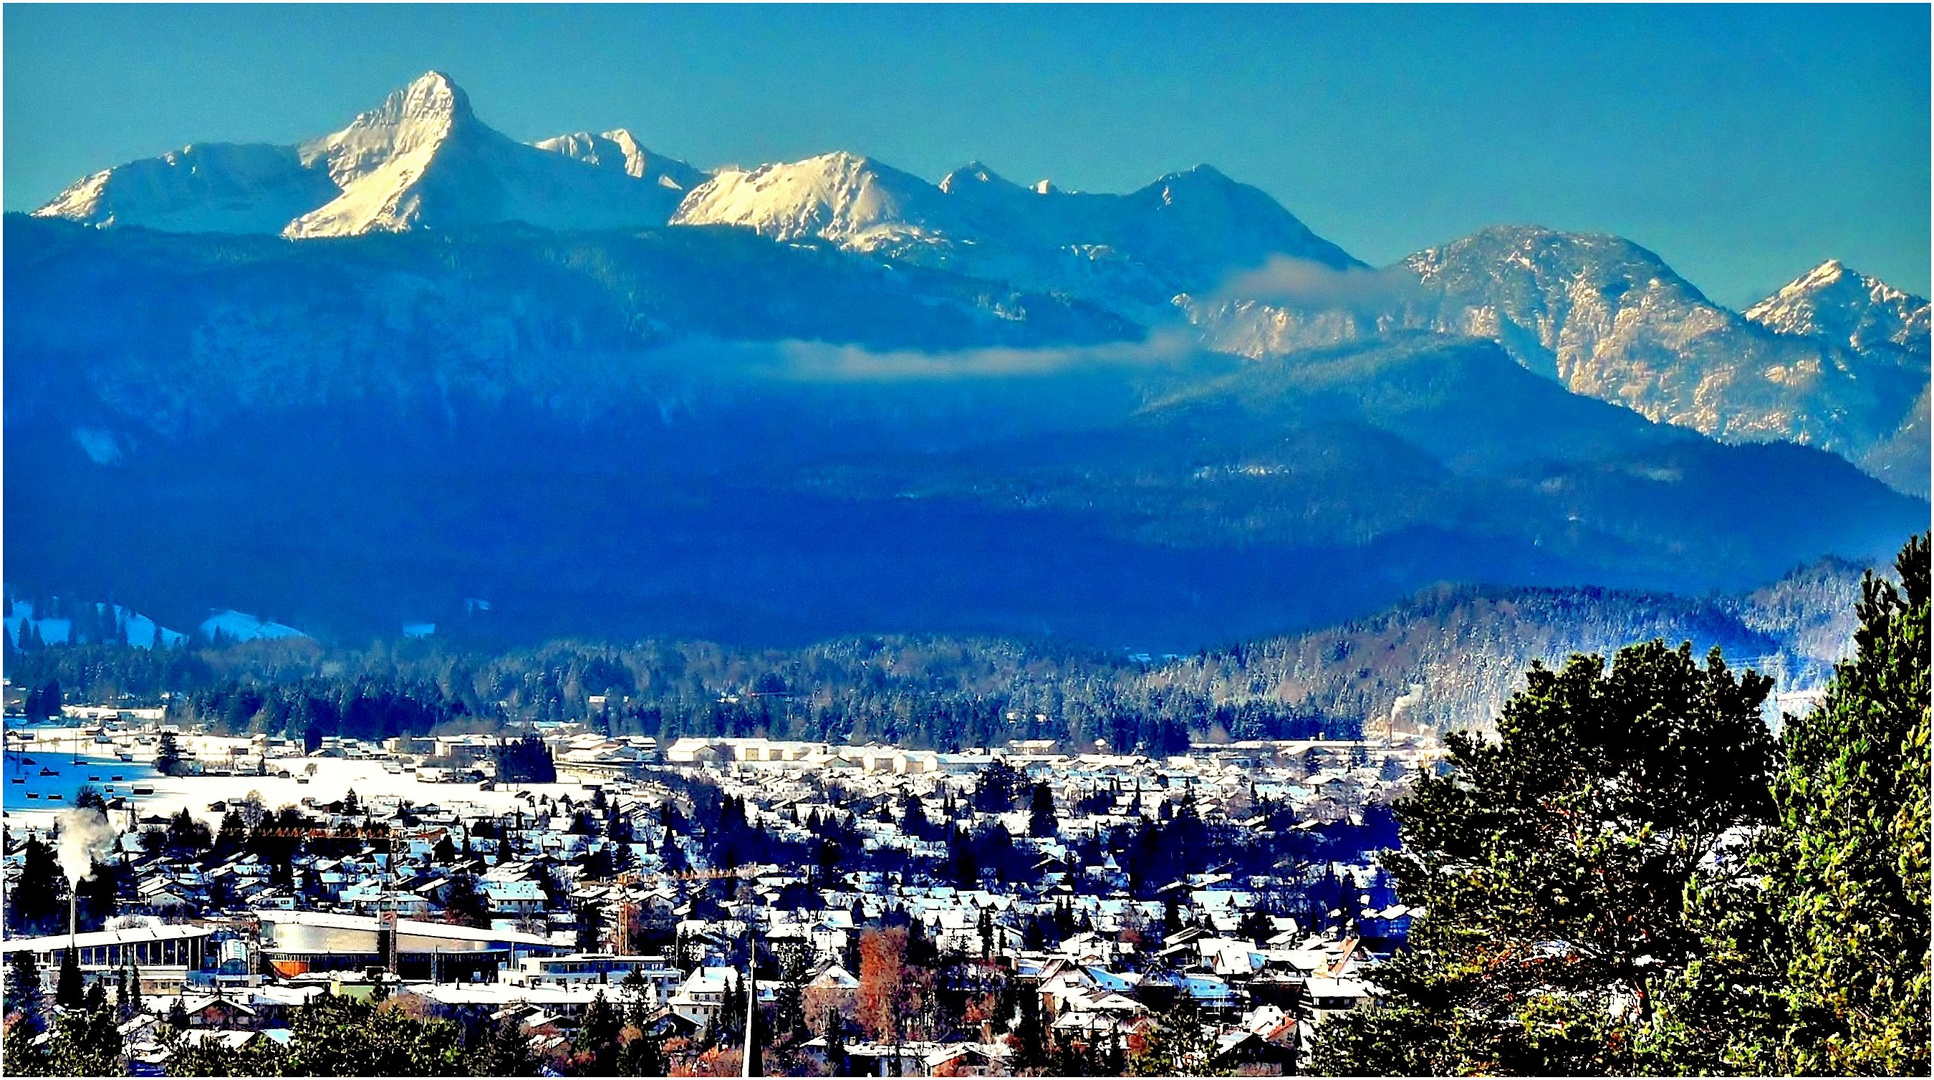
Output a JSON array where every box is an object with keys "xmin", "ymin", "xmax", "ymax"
[{"xmin": 2, "ymin": 706, "xmax": 1442, "ymax": 1075}]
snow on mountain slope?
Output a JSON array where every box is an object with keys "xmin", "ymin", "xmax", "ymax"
[
  {"xmin": 1745, "ymin": 259, "xmax": 1930, "ymax": 362},
  {"xmin": 35, "ymin": 70, "xmax": 1354, "ymax": 301},
  {"xmin": 285, "ymin": 72, "xmax": 682, "ymax": 237},
  {"xmin": 30, "ymin": 142, "xmax": 339, "ymax": 234},
  {"xmin": 533, "ymin": 129, "xmax": 706, "ymax": 192},
  {"xmin": 34, "ymin": 72, "xmax": 693, "ymax": 238},
  {"xmin": 1183, "ymin": 225, "xmax": 1929, "ymax": 493},
  {"xmin": 671, "ymin": 151, "xmax": 958, "ymax": 251},
  {"xmin": 296, "ymin": 70, "xmax": 472, "ymax": 188},
  {"xmin": 200, "ymin": 609, "xmax": 307, "ymax": 643},
  {"xmin": 4, "ymin": 599, "xmax": 186, "ymax": 650},
  {"xmin": 1741, "ymin": 260, "xmax": 1930, "ymax": 496},
  {"xmin": 673, "ymin": 153, "xmax": 1360, "ymax": 313}
]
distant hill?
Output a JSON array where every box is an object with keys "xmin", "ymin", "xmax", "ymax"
[{"xmin": 3, "ymin": 557, "xmax": 1878, "ymax": 748}]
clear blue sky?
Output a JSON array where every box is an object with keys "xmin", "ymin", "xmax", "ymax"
[{"xmin": 5, "ymin": 3, "xmax": 1928, "ymax": 305}]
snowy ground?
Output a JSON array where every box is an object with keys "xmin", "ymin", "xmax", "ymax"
[{"xmin": 2, "ymin": 725, "xmax": 607, "ymax": 832}]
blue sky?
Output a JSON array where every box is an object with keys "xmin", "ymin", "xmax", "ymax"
[{"xmin": 5, "ymin": 3, "xmax": 1927, "ymax": 305}]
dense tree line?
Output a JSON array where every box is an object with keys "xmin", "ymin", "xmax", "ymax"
[
  {"xmin": 13, "ymin": 560, "xmax": 1867, "ymax": 753},
  {"xmin": 1311, "ymin": 535, "xmax": 1929, "ymax": 1076},
  {"xmin": 492, "ymin": 736, "xmax": 557, "ymax": 783}
]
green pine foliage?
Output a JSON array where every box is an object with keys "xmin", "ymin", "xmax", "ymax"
[
  {"xmin": 3, "ymin": 1018, "xmax": 52, "ymax": 1075},
  {"xmin": 1761, "ymin": 533, "xmax": 1930, "ymax": 1074},
  {"xmin": 4, "ymin": 950, "xmax": 45, "ymax": 1034},
  {"xmin": 55, "ymin": 949, "xmax": 83, "ymax": 1010},
  {"xmin": 40, "ymin": 1004, "xmax": 124, "ymax": 1077},
  {"xmin": 470, "ymin": 1015, "xmax": 543, "ymax": 1077},
  {"xmin": 6, "ymin": 836, "xmax": 65, "ymax": 935},
  {"xmin": 1310, "ymin": 640, "xmax": 1779, "ymax": 1075},
  {"xmin": 1311, "ymin": 534, "xmax": 1932, "ymax": 1076}
]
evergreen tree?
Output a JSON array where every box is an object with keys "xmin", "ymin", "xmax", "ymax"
[
  {"xmin": 213, "ymin": 811, "xmax": 248, "ymax": 861},
  {"xmin": 26, "ymin": 679, "xmax": 62, "ymax": 721},
  {"xmin": 468, "ymin": 1015, "xmax": 542, "ymax": 1077},
  {"xmin": 576, "ymin": 989, "xmax": 622, "ymax": 1073},
  {"xmin": 44, "ymin": 1002, "xmax": 124, "ymax": 1078},
  {"xmin": 7, "ymin": 836, "xmax": 64, "ymax": 934},
  {"xmin": 1027, "ymin": 782, "xmax": 1056, "ymax": 838},
  {"xmin": 1761, "ymin": 534, "xmax": 1930, "ymax": 1073},
  {"xmin": 5, "ymin": 949, "xmax": 46, "ymax": 1033},
  {"xmin": 1010, "ymin": 984, "xmax": 1050, "ymax": 1073},
  {"xmin": 55, "ymin": 947, "xmax": 83, "ymax": 1009},
  {"xmin": 1311, "ymin": 640, "xmax": 1778, "ymax": 1075},
  {"xmin": 154, "ymin": 731, "xmax": 183, "ymax": 777}
]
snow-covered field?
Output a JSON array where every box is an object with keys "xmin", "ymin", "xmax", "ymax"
[{"xmin": 2, "ymin": 726, "xmax": 606, "ymax": 831}]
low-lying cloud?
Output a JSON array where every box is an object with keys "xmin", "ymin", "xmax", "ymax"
[
  {"xmin": 1215, "ymin": 256, "xmax": 1423, "ymax": 313},
  {"xmin": 768, "ymin": 329, "xmax": 1203, "ymax": 382},
  {"xmin": 638, "ymin": 329, "xmax": 1211, "ymax": 383}
]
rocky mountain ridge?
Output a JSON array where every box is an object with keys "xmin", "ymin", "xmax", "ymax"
[{"xmin": 34, "ymin": 72, "xmax": 1927, "ymax": 491}]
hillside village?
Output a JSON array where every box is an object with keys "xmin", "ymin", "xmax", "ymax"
[{"xmin": 2, "ymin": 713, "xmax": 1442, "ymax": 1075}]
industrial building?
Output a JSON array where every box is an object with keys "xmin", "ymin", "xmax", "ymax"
[{"xmin": 255, "ymin": 909, "xmax": 563, "ymax": 982}]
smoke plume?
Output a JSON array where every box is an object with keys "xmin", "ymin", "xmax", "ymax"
[{"xmin": 57, "ymin": 806, "xmax": 117, "ymax": 884}]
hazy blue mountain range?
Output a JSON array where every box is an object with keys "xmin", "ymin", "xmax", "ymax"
[{"xmin": 9, "ymin": 72, "xmax": 1926, "ymax": 649}]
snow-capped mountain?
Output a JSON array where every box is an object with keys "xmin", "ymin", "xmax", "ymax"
[
  {"xmin": 531, "ymin": 129, "xmax": 707, "ymax": 192},
  {"xmin": 31, "ymin": 142, "xmax": 340, "ymax": 233},
  {"xmin": 1741, "ymin": 260, "xmax": 1930, "ymax": 495},
  {"xmin": 672, "ymin": 154, "xmax": 1360, "ymax": 313},
  {"xmin": 285, "ymin": 72, "xmax": 690, "ymax": 237},
  {"xmin": 1184, "ymin": 225, "xmax": 1930, "ymax": 494},
  {"xmin": 672, "ymin": 151, "xmax": 954, "ymax": 251},
  {"xmin": 8, "ymin": 214, "xmax": 1922, "ymax": 647},
  {"xmin": 34, "ymin": 72, "xmax": 696, "ymax": 237},
  {"xmin": 25, "ymin": 70, "xmax": 1927, "ymax": 496},
  {"xmin": 1745, "ymin": 259, "xmax": 1930, "ymax": 363}
]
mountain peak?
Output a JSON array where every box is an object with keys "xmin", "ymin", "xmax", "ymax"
[
  {"xmin": 296, "ymin": 71, "xmax": 478, "ymax": 191},
  {"xmin": 403, "ymin": 71, "xmax": 470, "ymax": 117},
  {"xmin": 352, "ymin": 70, "xmax": 474, "ymax": 134},
  {"xmin": 1162, "ymin": 163, "xmax": 1233, "ymax": 186},
  {"xmin": 671, "ymin": 150, "xmax": 949, "ymax": 246},
  {"xmin": 531, "ymin": 128, "xmax": 706, "ymax": 191},
  {"xmin": 938, "ymin": 160, "xmax": 1019, "ymax": 194},
  {"xmin": 1745, "ymin": 259, "xmax": 1929, "ymax": 358},
  {"xmin": 1795, "ymin": 258, "xmax": 1849, "ymax": 288}
]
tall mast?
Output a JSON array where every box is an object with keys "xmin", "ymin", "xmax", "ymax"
[{"xmin": 741, "ymin": 914, "xmax": 759, "ymax": 1078}]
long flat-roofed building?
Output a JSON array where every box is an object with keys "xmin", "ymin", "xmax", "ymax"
[
  {"xmin": 255, "ymin": 909, "xmax": 562, "ymax": 982},
  {"xmin": 0, "ymin": 922, "xmax": 213, "ymax": 986},
  {"xmin": 504, "ymin": 953, "xmax": 681, "ymax": 997}
]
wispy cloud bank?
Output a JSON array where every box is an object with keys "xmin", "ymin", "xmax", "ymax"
[
  {"xmin": 639, "ymin": 330, "xmax": 1209, "ymax": 383},
  {"xmin": 768, "ymin": 330, "xmax": 1203, "ymax": 382},
  {"xmin": 1215, "ymin": 256, "xmax": 1421, "ymax": 312}
]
